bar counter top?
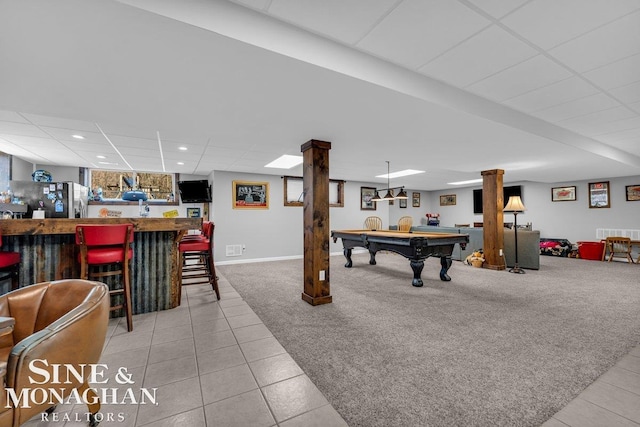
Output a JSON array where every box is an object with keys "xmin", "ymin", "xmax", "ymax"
[{"xmin": 0, "ymin": 217, "xmax": 201, "ymax": 236}]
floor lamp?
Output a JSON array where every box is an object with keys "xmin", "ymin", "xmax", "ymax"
[{"xmin": 504, "ymin": 195, "xmax": 526, "ymax": 274}]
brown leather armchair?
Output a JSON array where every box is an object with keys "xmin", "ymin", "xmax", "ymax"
[{"xmin": 0, "ymin": 279, "xmax": 110, "ymax": 427}]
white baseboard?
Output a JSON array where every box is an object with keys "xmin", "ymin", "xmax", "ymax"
[{"xmin": 216, "ymin": 249, "xmax": 367, "ymax": 266}]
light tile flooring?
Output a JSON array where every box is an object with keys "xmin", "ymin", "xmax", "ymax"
[
  {"xmin": 22, "ymin": 276, "xmax": 347, "ymax": 427},
  {"xmin": 21, "ymin": 273, "xmax": 640, "ymax": 427}
]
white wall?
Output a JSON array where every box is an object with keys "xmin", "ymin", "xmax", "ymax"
[
  {"xmin": 211, "ymin": 171, "xmax": 388, "ymax": 263},
  {"xmin": 11, "ymin": 157, "xmax": 35, "ymax": 181},
  {"xmin": 212, "ymin": 172, "xmax": 640, "ymax": 263},
  {"xmin": 428, "ymin": 175, "xmax": 640, "ymax": 243}
]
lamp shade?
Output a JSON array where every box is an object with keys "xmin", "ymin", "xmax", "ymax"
[
  {"xmin": 504, "ymin": 195, "xmax": 526, "ymax": 212},
  {"xmin": 396, "ymin": 188, "xmax": 408, "ymax": 199},
  {"xmin": 383, "ymin": 189, "xmax": 395, "ymax": 200},
  {"xmin": 371, "ymin": 192, "xmax": 383, "ymax": 202}
]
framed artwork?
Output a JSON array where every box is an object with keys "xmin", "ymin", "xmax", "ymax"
[
  {"xmin": 360, "ymin": 187, "xmax": 377, "ymax": 210},
  {"xmin": 232, "ymin": 180, "xmax": 269, "ymax": 209},
  {"xmin": 412, "ymin": 192, "xmax": 420, "ymax": 208},
  {"xmin": 551, "ymin": 186, "xmax": 576, "ymax": 202},
  {"xmin": 626, "ymin": 185, "xmax": 640, "ymax": 201},
  {"xmin": 588, "ymin": 181, "xmax": 610, "ymax": 208},
  {"xmin": 186, "ymin": 207, "xmax": 201, "ymax": 218},
  {"xmin": 399, "ymin": 198, "xmax": 407, "ymax": 208},
  {"xmin": 439, "ymin": 194, "xmax": 456, "ymax": 206}
]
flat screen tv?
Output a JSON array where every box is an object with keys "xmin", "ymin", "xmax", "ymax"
[
  {"xmin": 473, "ymin": 185, "xmax": 522, "ymax": 214},
  {"xmin": 178, "ymin": 180, "xmax": 212, "ymax": 203}
]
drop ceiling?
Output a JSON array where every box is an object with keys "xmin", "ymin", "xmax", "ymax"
[{"xmin": 0, "ymin": 0, "xmax": 639, "ymax": 190}]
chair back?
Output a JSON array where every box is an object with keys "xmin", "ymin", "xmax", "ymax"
[
  {"xmin": 0, "ymin": 280, "xmax": 109, "ymax": 425},
  {"xmin": 604, "ymin": 236, "xmax": 633, "ymax": 262},
  {"xmin": 75, "ymin": 223, "xmax": 134, "ymax": 247},
  {"xmin": 364, "ymin": 216, "xmax": 382, "ymax": 230},
  {"xmin": 397, "ymin": 216, "xmax": 413, "ymax": 232},
  {"xmin": 201, "ymin": 221, "xmax": 214, "ymax": 240}
]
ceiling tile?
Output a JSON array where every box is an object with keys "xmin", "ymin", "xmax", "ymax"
[
  {"xmin": 595, "ymin": 126, "xmax": 640, "ymax": 143},
  {"xmin": 501, "ymin": 0, "xmax": 640, "ymax": 50},
  {"xmin": 583, "ymin": 52, "xmax": 640, "ymax": 90},
  {"xmin": 609, "ymin": 80, "xmax": 640, "ymax": 104},
  {"xmin": 531, "ymin": 93, "xmax": 620, "ymax": 123},
  {"xmin": 267, "ymin": 0, "xmax": 398, "ymax": 44},
  {"xmin": 466, "ymin": 0, "xmax": 528, "ymax": 19},
  {"xmin": 231, "ymin": 0, "xmax": 271, "ymax": 11},
  {"xmin": 466, "ymin": 55, "xmax": 572, "ymax": 101},
  {"xmin": 0, "ymin": 111, "xmax": 29, "ymax": 123},
  {"xmin": 548, "ymin": 10, "xmax": 640, "ymax": 73},
  {"xmin": 419, "ymin": 25, "xmax": 537, "ymax": 87},
  {"xmin": 588, "ymin": 116, "xmax": 640, "ymax": 136},
  {"xmin": 629, "ymin": 100, "xmax": 640, "ymax": 113},
  {"xmin": 0, "ymin": 121, "xmax": 50, "ymax": 138},
  {"xmin": 558, "ymin": 106, "xmax": 638, "ymax": 134},
  {"xmin": 20, "ymin": 113, "xmax": 99, "ymax": 132},
  {"xmin": 357, "ymin": 0, "xmax": 490, "ymax": 69},
  {"xmin": 503, "ymin": 77, "xmax": 599, "ymax": 112},
  {"xmin": 38, "ymin": 126, "xmax": 105, "ymax": 143}
]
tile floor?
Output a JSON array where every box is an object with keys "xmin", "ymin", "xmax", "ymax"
[
  {"xmin": 21, "ymin": 272, "xmax": 640, "ymax": 427},
  {"xmin": 22, "ymin": 275, "xmax": 347, "ymax": 427}
]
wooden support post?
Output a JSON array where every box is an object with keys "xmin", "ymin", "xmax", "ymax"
[
  {"xmin": 301, "ymin": 139, "xmax": 332, "ymax": 305},
  {"xmin": 481, "ymin": 169, "xmax": 506, "ymax": 270}
]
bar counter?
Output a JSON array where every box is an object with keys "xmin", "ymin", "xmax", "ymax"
[{"xmin": 0, "ymin": 218, "xmax": 201, "ymax": 312}]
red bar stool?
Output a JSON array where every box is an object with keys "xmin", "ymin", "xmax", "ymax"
[
  {"xmin": 179, "ymin": 221, "xmax": 220, "ymax": 302},
  {"xmin": 0, "ymin": 230, "xmax": 20, "ymax": 292},
  {"xmin": 76, "ymin": 223, "xmax": 134, "ymax": 332}
]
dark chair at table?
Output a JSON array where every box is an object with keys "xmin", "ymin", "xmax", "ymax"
[
  {"xmin": 179, "ymin": 221, "xmax": 220, "ymax": 302},
  {"xmin": 0, "ymin": 279, "xmax": 109, "ymax": 427},
  {"xmin": 76, "ymin": 223, "xmax": 134, "ymax": 332},
  {"xmin": 0, "ymin": 230, "xmax": 20, "ymax": 293}
]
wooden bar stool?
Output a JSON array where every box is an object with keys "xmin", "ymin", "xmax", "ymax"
[
  {"xmin": 0, "ymin": 230, "xmax": 21, "ymax": 292},
  {"xmin": 76, "ymin": 223, "xmax": 134, "ymax": 332},
  {"xmin": 179, "ymin": 221, "xmax": 220, "ymax": 302}
]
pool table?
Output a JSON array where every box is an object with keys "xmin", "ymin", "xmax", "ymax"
[{"xmin": 331, "ymin": 229, "xmax": 469, "ymax": 287}]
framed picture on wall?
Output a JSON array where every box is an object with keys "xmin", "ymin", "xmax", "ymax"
[
  {"xmin": 360, "ymin": 187, "xmax": 377, "ymax": 210},
  {"xmin": 588, "ymin": 181, "xmax": 610, "ymax": 208},
  {"xmin": 232, "ymin": 180, "xmax": 269, "ymax": 209},
  {"xmin": 399, "ymin": 199, "xmax": 407, "ymax": 208},
  {"xmin": 412, "ymin": 192, "xmax": 420, "ymax": 208},
  {"xmin": 439, "ymin": 194, "xmax": 456, "ymax": 206},
  {"xmin": 186, "ymin": 207, "xmax": 201, "ymax": 218},
  {"xmin": 551, "ymin": 186, "xmax": 576, "ymax": 202},
  {"xmin": 626, "ymin": 185, "xmax": 640, "ymax": 201}
]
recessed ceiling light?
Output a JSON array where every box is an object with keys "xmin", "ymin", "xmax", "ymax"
[
  {"xmin": 178, "ymin": 146, "xmax": 187, "ymax": 151},
  {"xmin": 177, "ymin": 162, "xmax": 184, "ymax": 165},
  {"xmin": 448, "ymin": 178, "xmax": 483, "ymax": 185},
  {"xmin": 72, "ymin": 135, "xmax": 85, "ymax": 139},
  {"xmin": 375, "ymin": 169, "xmax": 425, "ymax": 179},
  {"xmin": 96, "ymin": 155, "xmax": 106, "ymax": 159},
  {"xmin": 98, "ymin": 161, "xmax": 119, "ymax": 165},
  {"xmin": 265, "ymin": 155, "xmax": 303, "ymax": 169}
]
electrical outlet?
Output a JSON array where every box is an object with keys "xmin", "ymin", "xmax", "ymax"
[
  {"xmin": 319, "ymin": 270, "xmax": 325, "ymax": 281},
  {"xmin": 499, "ymin": 249, "xmax": 503, "ymax": 256}
]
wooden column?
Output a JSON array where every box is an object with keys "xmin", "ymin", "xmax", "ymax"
[
  {"xmin": 481, "ymin": 169, "xmax": 506, "ymax": 270},
  {"xmin": 301, "ymin": 139, "xmax": 332, "ymax": 305}
]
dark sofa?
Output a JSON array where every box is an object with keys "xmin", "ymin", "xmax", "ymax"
[{"xmin": 412, "ymin": 225, "xmax": 540, "ymax": 270}]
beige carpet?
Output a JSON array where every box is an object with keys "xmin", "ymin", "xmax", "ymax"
[{"xmin": 218, "ymin": 254, "xmax": 640, "ymax": 426}]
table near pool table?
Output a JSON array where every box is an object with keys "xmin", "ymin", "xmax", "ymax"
[{"xmin": 331, "ymin": 229, "xmax": 469, "ymax": 287}]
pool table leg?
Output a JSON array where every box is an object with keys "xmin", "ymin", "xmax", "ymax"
[
  {"xmin": 439, "ymin": 256, "xmax": 452, "ymax": 281},
  {"xmin": 368, "ymin": 250, "xmax": 377, "ymax": 265},
  {"xmin": 410, "ymin": 260, "xmax": 424, "ymax": 287},
  {"xmin": 343, "ymin": 248, "xmax": 353, "ymax": 268}
]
